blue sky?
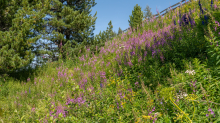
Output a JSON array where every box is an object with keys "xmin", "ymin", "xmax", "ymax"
[
  {"xmin": 91, "ymin": 0, "xmax": 189, "ymax": 35},
  {"xmin": 19, "ymin": 0, "xmax": 191, "ymax": 70}
]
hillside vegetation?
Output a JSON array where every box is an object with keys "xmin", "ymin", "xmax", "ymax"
[{"xmin": 0, "ymin": 0, "xmax": 220, "ymax": 122}]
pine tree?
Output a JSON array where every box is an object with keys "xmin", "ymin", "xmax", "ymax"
[
  {"xmin": 35, "ymin": 0, "xmax": 98, "ymax": 63},
  {"xmin": 105, "ymin": 20, "xmax": 115, "ymax": 41},
  {"xmin": 0, "ymin": 0, "xmax": 52, "ymax": 74},
  {"xmin": 128, "ymin": 4, "xmax": 144, "ymax": 32},
  {"xmin": 113, "ymin": 30, "xmax": 117, "ymax": 37},
  {"xmin": 0, "ymin": 0, "xmax": 26, "ymax": 32},
  {"xmin": 92, "ymin": 30, "xmax": 107, "ymax": 53},
  {"xmin": 143, "ymin": 5, "xmax": 154, "ymax": 21},
  {"xmin": 4, "ymin": 0, "xmax": 99, "ymax": 65},
  {"xmin": 117, "ymin": 27, "xmax": 123, "ymax": 35},
  {"xmin": 0, "ymin": 0, "xmax": 96, "ymax": 71}
]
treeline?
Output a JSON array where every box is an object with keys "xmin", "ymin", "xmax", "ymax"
[{"xmin": 0, "ymin": 0, "xmax": 154, "ymax": 78}]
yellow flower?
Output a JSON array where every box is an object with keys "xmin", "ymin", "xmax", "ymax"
[
  {"xmin": 154, "ymin": 112, "xmax": 162, "ymax": 117},
  {"xmin": 142, "ymin": 115, "xmax": 153, "ymax": 119},
  {"xmin": 173, "ymin": 112, "xmax": 184, "ymax": 122},
  {"xmin": 109, "ymin": 104, "xmax": 115, "ymax": 108},
  {"xmin": 121, "ymin": 101, "xmax": 126, "ymax": 106},
  {"xmin": 135, "ymin": 118, "xmax": 141, "ymax": 123},
  {"xmin": 185, "ymin": 94, "xmax": 198, "ymax": 102},
  {"xmin": 68, "ymin": 70, "xmax": 74, "ymax": 74}
]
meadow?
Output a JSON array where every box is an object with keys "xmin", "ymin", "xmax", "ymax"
[{"xmin": 0, "ymin": 0, "xmax": 220, "ymax": 122}]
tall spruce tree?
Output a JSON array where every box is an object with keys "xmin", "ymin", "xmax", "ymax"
[
  {"xmin": 32, "ymin": 0, "xmax": 98, "ymax": 63},
  {"xmin": 113, "ymin": 30, "xmax": 117, "ymax": 37},
  {"xmin": 89, "ymin": 20, "xmax": 117, "ymax": 55},
  {"xmin": 0, "ymin": 0, "xmax": 52, "ymax": 74},
  {"xmin": 128, "ymin": 4, "xmax": 144, "ymax": 32},
  {"xmin": 26, "ymin": 0, "xmax": 97, "ymax": 66},
  {"xmin": 105, "ymin": 20, "xmax": 115, "ymax": 41},
  {"xmin": 0, "ymin": 0, "xmax": 27, "ymax": 32},
  {"xmin": 0, "ymin": 0, "xmax": 98, "ymax": 75},
  {"xmin": 91, "ymin": 30, "xmax": 107, "ymax": 53},
  {"xmin": 117, "ymin": 27, "xmax": 123, "ymax": 35},
  {"xmin": 143, "ymin": 5, "xmax": 153, "ymax": 21},
  {"xmin": 91, "ymin": 23, "xmax": 119, "ymax": 55}
]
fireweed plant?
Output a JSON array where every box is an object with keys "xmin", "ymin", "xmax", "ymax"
[{"xmin": 0, "ymin": 0, "xmax": 220, "ymax": 122}]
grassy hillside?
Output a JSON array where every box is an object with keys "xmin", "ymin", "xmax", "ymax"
[{"xmin": 0, "ymin": 0, "xmax": 220, "ymax": 122}]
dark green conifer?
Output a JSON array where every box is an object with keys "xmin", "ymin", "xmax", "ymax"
[
  {"xmin": 117, "ymin": 27, "xmax": 123, "ymax": 35},
  {"xmin": 37, "ymin": 0, "xmax": 98, "ymax": 62},
  {"xmin": 0, "ymin": 0, "xmax": 52, "ymax": 74},
  {"xmin": 0, "ymin": 0, "xmax": 98, "ymax": 74},
  {"xmin": 105, "ymin": 20, "xmax": 115, "ymax": 41},
  {"xmin": 128, "ymin": 4, "xmax": 144, "ymax": 32}
]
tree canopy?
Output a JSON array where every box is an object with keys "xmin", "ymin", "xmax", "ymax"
[
  {"xmin": 117, "ymin": 27, "xmax": 123, "ymax": 35},
  {"xmin": 0, "ymin": 0, "xmax": 52, "ymax": 74},
  {"xmin": 128, "ymin": 4, "xmax": 144, "ymax": 32},
  {"xmin": 143, "ymin": 4, "xmax": 154, "ymax": 21},
  {"xmin": 0, "ymin": 0, "xmax": 119, "ymax": 78},
  {"xmin": 0, "ymin": 0, "xmax": 99, "ymax": 75}
]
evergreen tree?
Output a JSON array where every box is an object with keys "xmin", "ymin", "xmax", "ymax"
[
  {"xmin": 105, "ymin": 20, "xmax": 115, "ymax": 41},
  {"xmin": 117, "ymin": 27, "xmax": 123, "ymax": 35},
  {"xmin": 0, "ymin": 0, "xmax": 98, "ymax": 74},
  {"xmin": 89, "ymin": 20, "xmax": 117, "ymax": 55},
  {"xmin": 113, "ymin": 30, "xmax": 117, "ymax": 37},
  {"xmin": 128, "ymin": 4, "xmax": 144, "ymax": 32},
  {"xmin": 2, "ymin": 0, "xmax": 98, "ymax": 66},
  {"xmin": 0, "ymin": 0, "xmax": 27, "ymax": 32},
  {"xmin": 91, "ymin": 30, "xmax": 107, "ymax": 53},
  {"xmin": 143, "ymin": 5, "xmax": 153, "ymax": 21},
  {"xmin": 0, "ymin": 0, "xmax": 52, "ymax": 74},
  {"xmin": 34, "ymin": 0, "xmax": 98, "ymax": 63}
]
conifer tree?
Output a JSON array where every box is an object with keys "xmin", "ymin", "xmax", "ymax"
[
  {"xmin": 0, "ymin": 0, "xmax": 26, "ymax": 32},
  {"xmin": 128, "ymin": 4, "xmax": 144, "ymax": 32},
  {"xmin": 105, "ymin": 20, "xmax": 115, "ymax": 41},
  {"xmin": 32, "ymin": 0, "xmax": 98, "ymax": 63},
  {"xmin": 113, "ymin": 30, "xmax": 117, "ymax": 37},
  {"xmin": 0, "ymin": 0, "xmax": 98, "ymax": 74},
  {"xmin": 4, "ymin": 0, "xmax": 98, "ymax": 65},
  {"xmin": 92, "ymin": 30, "xmax": 107, "ymax": 52},
  {"xmin": 143, "ymin": 5, "xmax": 153, "ymax": 21},
  {"xmin": 0, "ymin": 0, "xmax": 52, "ymax": 74},
  {"xmin": 89, "ymin": 20, "xmax": 116, "ymax": 55},
  {"xmin": 117, "ymin": 27, "xmax": 123, "ymax": 35}
]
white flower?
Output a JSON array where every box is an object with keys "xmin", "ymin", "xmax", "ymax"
[
  {"xmin": 154, "ymin": 112, "xmax": 161, "ymax": 117},
  {"xmin": 185, "ymin": 70, "xmax": 196, "ymax": 75},
  {"xmin": 119, "ymin": 45, "xmax": 125, "ymax": 49},
  {"xmin": 177, "ymin": 92, "xmax": 188, "ymax": 99}
]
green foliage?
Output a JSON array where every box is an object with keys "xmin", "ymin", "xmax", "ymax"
[
  {"xmin": 85, "ymin": 20, "xmax": 117, "ymax": 56},
  {"xmin": 143, "ymin": 4, "xmax": 153, "ymax": 21},
  {"xmin": 105, "ymin": 20, "xmax": 115, "ymax": 41},
  {"xmin": 41, "ymin": 0, "xmax": 98, "ymax": 63},
  {"xmin": 128, "ymin": 4, "xmax": 144, "ymax": 32},
  {"xmin": 1, "ymin": 0, "xmax": 220, "ymax": 123},
  {"xmin": 0, "ymin": 0, "xmax": 51, "ymax": 75},
  {"xmin": 0, "ymin": 0, "xmax": 100, "ymax": 77},
  {"xmin": 117, "ymin": 27, "xmax": 123, "ymax": 35}
]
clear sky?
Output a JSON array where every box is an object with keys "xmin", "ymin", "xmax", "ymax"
[{"xmin": 17, "ymin": 0, "xmax": 191, "ymax": 70}]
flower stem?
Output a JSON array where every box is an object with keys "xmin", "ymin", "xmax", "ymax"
[{"xmin": 170, "ymin": 97, "xmax": 192, "ymax": 123}]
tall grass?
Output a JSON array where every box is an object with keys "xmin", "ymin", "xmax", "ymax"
[{"xmin": 0, "ymin": 0, "xmax": 220, "ymax": 122}]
